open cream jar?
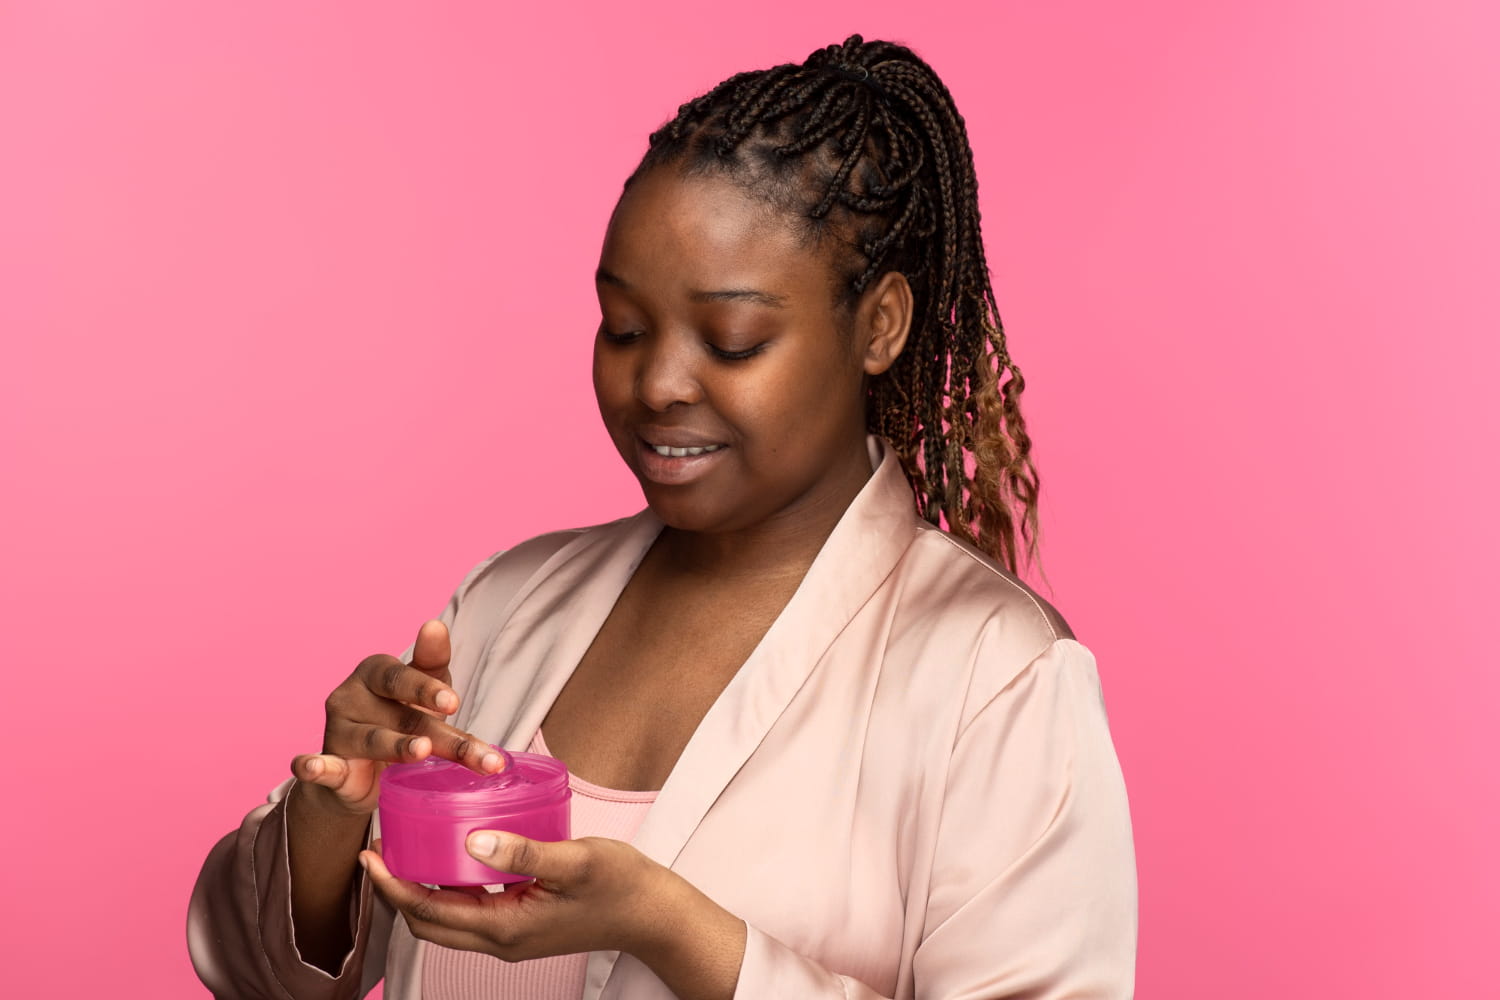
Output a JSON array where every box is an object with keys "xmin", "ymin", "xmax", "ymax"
[{"xmin": 378, "ymin": 747, "xmax": 571, "ymax": 885}]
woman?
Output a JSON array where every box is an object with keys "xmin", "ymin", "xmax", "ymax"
[{"xmin": 189, "ymin": 35, "xmax": 1137, "ymax": 1000}]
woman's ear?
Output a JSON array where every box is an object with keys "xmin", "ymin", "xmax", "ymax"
[{"xmin": 857, "ymin": 271, "xmax": 913, "ymax": 376}]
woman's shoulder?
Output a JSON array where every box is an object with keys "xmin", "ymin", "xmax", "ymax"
[
  {"xmin": 901, "ymin": 521, "xmax": 1073, "ymax": 637},
  {"xmin": 884, "ymin": 522, "xmax": 1083, "ymax": 703},
  {"xmin": 446, "ymin": 515, "xmax": 641, "ymax": 617}
]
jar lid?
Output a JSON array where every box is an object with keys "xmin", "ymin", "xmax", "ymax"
[{"xmin": 379, "ymin": 747, "xmax": 570, "ymax": 816}]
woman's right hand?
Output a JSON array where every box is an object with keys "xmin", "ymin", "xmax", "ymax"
[{"xmin": 290, "ymin": 620, "xmax": 506, "ymax": 816}]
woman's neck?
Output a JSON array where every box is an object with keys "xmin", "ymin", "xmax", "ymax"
[{"xmin": 649, "ymin": 450, "xmax": 873, "ymax": 586}]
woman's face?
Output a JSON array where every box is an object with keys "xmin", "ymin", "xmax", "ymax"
[{"xmin": 592, "ymin": 167, "xmax": 879, "ymax": 538}]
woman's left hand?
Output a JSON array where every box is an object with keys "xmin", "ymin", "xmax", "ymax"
[{"xmin": 360, "ymin": 833, "xmax": 746, "ymax": 998}]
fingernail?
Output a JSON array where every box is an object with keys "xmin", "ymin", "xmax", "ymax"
[
  {"xmin": 357, "ymin": 853, "xmax": 370, "ymax": 872},
  {"xmin": 306, "ymin": 757, "xmax": 323, "ymax": 777},
  {"xmin": 435, "ymin": 690, "xmax": 457, "ymax": 712},
  {"xmin": 468, "ymin": 832, "xmax": 498, "ymax": 856},
  {"xmin": 481, "ymin": 752, "xmax": 503, "ymax": 772}
]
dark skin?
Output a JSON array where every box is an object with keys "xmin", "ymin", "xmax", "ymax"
[
  {"xmin": 549, "ymin": 167, "xmax": 913, "ymax": 793},
  {"xmin": 287, "ymin": 167, "xmax": 913, "ymax": 997}
]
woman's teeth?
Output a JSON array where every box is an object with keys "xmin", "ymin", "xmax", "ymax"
[{"xmin": 650, "ymin": 444, "xmax": 724, "ymax": 457}]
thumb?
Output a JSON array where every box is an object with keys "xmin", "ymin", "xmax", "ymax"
[
  {"xmin": 411, "ymin": 619, "xmax": 452, "ymax": 676},
  {"xmin": 467, "ymin": 831, "xmax": 578, "ymax": 883}
]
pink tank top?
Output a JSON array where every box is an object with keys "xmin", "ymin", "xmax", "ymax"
[{"xmin": 420, "ymin": 730, "xmax": 658, "ymax": 1000}]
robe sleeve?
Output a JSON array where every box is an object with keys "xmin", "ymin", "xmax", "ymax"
[
  {"xmin": 186, "ymin": 547, "xmax": 521, "ymax": 998},
  {"xmin": 732, "ymin": 638, "xmax": 1138, "ymax": 999},
  {"xmin": 186, "ymin": 777, "xmax": 392, "ymax": 1000}
]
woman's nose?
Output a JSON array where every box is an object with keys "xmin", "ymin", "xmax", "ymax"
[{"xmin": 635, "ymin": 334, "xmax": 703, "ymax": 412}]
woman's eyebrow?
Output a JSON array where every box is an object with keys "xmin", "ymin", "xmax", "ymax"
[
  {"xmin": 595, "ymin": 267, "xmax": 787, "ymax": 308},
  {"xmin": 595, "ymin": 266, "xmax": 629, "ymax": 289},
  {"xmin": 689, "ymin": 287, "xmax": 787, "ymax": 308}
]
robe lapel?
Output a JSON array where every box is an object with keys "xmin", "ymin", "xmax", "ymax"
[
  {"xmin": 590, "ymin": 437, "xmax": 920, "ymax": 999},
  {"xmin": 457, "ymin": 510, "xmax": 665, "ymax": 751}
]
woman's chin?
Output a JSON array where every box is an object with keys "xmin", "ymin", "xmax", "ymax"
[{"xmin": 633, "ymin": 484, "xmax": 748, "ymax": 536}]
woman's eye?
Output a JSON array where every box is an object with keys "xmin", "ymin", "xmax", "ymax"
[
  {"xmin": 708, "ymin": 342, "xmax": 766, "ymax": 362},
  {"xmin": 599, "ymin": 327, "xmax": 641, "ymax": 345}
]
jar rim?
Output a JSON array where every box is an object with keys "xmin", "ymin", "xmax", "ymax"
[{"xmin": 378, "ymin": 749, "xmax": 571, "ymax": 814}]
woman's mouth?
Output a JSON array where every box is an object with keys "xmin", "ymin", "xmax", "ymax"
[
  {"xmin": 646, "ymin": 443, "xmax": 725, "ymax": 458},
  {"xmin": 635, "ymin": 437, "xmax": 729, "ymax": 485}
]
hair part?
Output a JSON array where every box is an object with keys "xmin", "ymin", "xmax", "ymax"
[{"xmin": 630, "ymin": 34, "xmax": 1041, "ymax": 574}]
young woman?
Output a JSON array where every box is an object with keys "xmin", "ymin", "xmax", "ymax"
[{"xmin": 190, "ymin": 35, "xmax": 1137, "ymax": 1000}]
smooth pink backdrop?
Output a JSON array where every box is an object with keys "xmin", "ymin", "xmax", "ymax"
[{"xmin": 2, "ymin": 2, "xmax": 1494, "ymax": 997}]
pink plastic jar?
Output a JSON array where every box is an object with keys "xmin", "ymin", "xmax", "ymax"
[{"xmin": 378, "ymin": 748, "xmax": 571, "ymax": 886}]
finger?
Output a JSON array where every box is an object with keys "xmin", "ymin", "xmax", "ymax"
[
  {"xmin": 355, "ymin": 654, "xmax": 458, "ymax": 715},
  {"xmin": 438, "ymin": 884, "xmax": 491, "ymax": 899},
  {"xmin": 400, "ymin": 915, "xmax": 496, "ymax": 956},
  {"xmin": 328, "ymin": 713, "xmax": 506, "ymax": 772},
  {"xmin": 410, "ymin": 620, "xmax": 452, "ymax": 678},
  {"xmin": 327, "ymin": 716, "xmax": 433, "ymax": 764},
  {"xmin": 467, "ymin": 832, "xmax": 588, "ymax": 885},
  {"xmin": 361, "ymin": 852, "xmax": 521, "ymax": 958},
  {"xmin": 360, "ymin": 850, "xmax": 490, "ymax": 933},
  {"xmin": 292, "ymin": 752, "xmax": 357, "ymax": 790}
]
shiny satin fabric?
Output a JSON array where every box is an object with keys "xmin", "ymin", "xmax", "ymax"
[{"xmin": 188, "ymin": 436, "xmax": 1138, "ymax": 999}]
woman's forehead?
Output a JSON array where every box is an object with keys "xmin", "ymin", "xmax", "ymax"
[{"xmin": 600, "ymin": 170, "xmax": 825, "ymax": 296}]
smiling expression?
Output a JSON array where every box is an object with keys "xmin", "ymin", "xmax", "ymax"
[{"xmin": 591, "ymin": 167, "xmax": 884, "ymax": 538}]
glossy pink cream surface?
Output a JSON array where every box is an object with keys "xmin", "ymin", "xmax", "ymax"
[{"xmin": 378, "ymin": 750, "xmax": 572, "ymax": 885}]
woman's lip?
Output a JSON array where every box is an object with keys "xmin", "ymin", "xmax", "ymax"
[
  {"xmin": 637, "ymin": 429, "xmax": 727, "ymax": 450},
  {"xmin": 633, "ymin": 437, "xmax": 728, "ymax": 486}
]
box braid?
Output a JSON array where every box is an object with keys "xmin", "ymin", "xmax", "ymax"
[{"xmin": 630, "ymin": 35, "xmax": 1040, "ymax": 573}]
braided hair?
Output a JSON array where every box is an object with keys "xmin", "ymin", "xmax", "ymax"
[{"xmin": 629, "ymin": 34, "xmax": 1040, "ymax": 573}]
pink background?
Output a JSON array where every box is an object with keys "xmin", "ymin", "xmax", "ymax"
[{"xmin": 2, "ymin": 1, "xmax": 1494, "ymax": 997}]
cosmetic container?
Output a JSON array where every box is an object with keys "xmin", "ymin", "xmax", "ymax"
[{"xmin": 378, "ymin": 748, "xmax": 571, "ymax": 885}]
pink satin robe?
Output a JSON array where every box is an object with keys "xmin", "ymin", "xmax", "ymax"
[{"xmin": 188, "ymin": 437, "xmax": 1138, "ymax": 998}]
